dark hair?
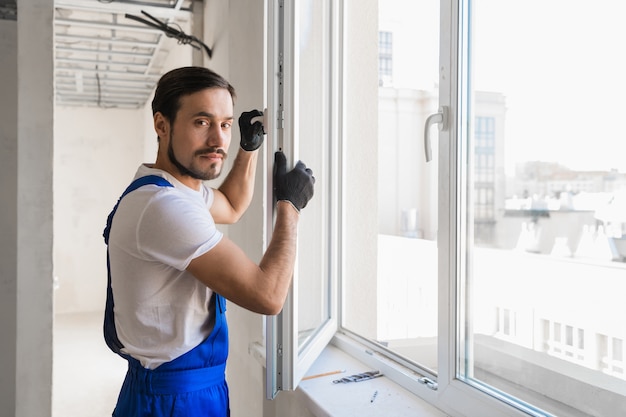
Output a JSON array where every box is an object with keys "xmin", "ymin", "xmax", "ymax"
[{"xmin": 151, "ymin": 66, "xmax": 236, "ymax": 124}]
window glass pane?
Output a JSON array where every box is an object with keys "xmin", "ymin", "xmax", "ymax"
[
  {"xmin": 461, "ymin": 1, "xmax": 626, "ymax": 415},
  {"xmin": 296, "ymin": 0, "xmax": 332, "ymax": 351},
  {"xmin": 342, "ymin": 0, "xmax": 440, "ymax": 375}
]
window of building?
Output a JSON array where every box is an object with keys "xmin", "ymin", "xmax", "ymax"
[
  {"xmin": 268, "ymin": 0, "xmax": 626, "ymax": 416},
  {"xmin": 378, "ymin": 30, "xmax": 393, "ymax": 86}
]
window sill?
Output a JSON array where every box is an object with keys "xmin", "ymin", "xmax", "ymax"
[{"xmin": 296, "ymin": 344, "xmax": 449, "ymax": 417}]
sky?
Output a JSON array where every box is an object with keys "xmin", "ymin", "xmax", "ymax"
[{"xmin": 472, "ymin": 0, "xmax": 626, "ymax": 173}]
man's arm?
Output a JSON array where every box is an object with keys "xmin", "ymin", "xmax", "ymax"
[
  {"xmin": 188, "ymin": 151, "xmax": 315, "ymax": 315},
  {"xmin": 188, "ymin": 201, "xmax": 298, "ymax": 315},
  {"xmin": 211, "ymin": 109, "xmax": 264, "ymax": 224},
  {"xmin": 211, "ymin": 148, "xmax": 258, "ymax": 224}
]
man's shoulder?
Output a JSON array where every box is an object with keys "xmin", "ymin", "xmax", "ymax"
[{"xmin": 135, "ymin": 164, "xmax": 171, "ymax": 182}]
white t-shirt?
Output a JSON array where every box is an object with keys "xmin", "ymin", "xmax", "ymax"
[{"xmin": 108, "ymin": 164, "xmax": 223, "ymax": 369}]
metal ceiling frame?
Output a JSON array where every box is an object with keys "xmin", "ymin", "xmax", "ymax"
[
  {"xmin": 54, "ymin": 0, "xmax": 197, "ymax": 109},
  {"xmin": 0, "ymin": 0, "xmax": 17, "ymax": 21}
]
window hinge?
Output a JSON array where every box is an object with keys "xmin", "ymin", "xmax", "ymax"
[
  {"xmin": 276, "ymin": 109, "xmax": 285, "ymax": 129},
  {"xmin": 277, "ymin": 344, "xmax": 283, "ymax": 357},
  {"xmin": 277, "ymin": 52, "xmax": 284, "ymax": 130},
  {"xmin": 418, "ymin": 376, "xmax": 438, "ymax": 390}
]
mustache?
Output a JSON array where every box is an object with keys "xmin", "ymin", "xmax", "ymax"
[{"xmin": 194, "ymin": 147, "xmax": 227, "ymax": 158}]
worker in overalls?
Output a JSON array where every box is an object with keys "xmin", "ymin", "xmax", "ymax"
[{"xmin": 103, "ymin": 66, "xmax": 315, "ymax": 417}]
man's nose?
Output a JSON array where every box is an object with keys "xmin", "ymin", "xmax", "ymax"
[{"xmin": 206, "ymin": 124, "xmax": 229, "ymax": 148}]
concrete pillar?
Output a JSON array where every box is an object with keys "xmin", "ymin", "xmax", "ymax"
[
  {"xmin": 16, "ymin": 0, "xmax": 54, "ymax": 415},
  {"xmin": 0, "ymin": 15, "xmax": 18, "ymax": 417}
]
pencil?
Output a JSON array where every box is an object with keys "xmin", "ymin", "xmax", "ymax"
[
  {"xmin": 370, "ymin": 390, "xmax": 378, "ymax": 403},
  {"xmin": 302, "ymin": 369, "xmax": 346, "ymax": 381}
]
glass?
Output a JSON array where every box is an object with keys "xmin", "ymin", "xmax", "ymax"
[
  {"xmin": 460, "ymin": 1, "xmax": 626, "ymax": 415},
  {"xmin": 295, "ymin": 0, "xmax": 332, "ymax": 352},
  {"xmin": 342, "ymin": 0, "xmax": 441, "ymax": 375}
]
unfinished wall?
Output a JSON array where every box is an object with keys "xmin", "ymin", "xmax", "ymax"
[
  {"xmin": 53, "ymin": 107, "xmax": 145, "ymax": 314},
  {"xmin": 52, "ymin": 32, "xmax": 193, "ymax": 315}
]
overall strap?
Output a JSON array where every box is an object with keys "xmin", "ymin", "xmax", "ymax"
[
  {"xmin": 103, "ymin": 175, "xmax": 173, "ymax": 355},
  {"xmin": 103, "ymin": 175, "xmax": 173, "ymax": 244}
]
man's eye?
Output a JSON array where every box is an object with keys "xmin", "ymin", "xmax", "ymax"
[
  {"xmin": 222, "ymin": 122, "xmax": 232, "ymax": 129},
  {"xmin": 197, "ymin": 120, "xmax": 209, "ymax": 127}
]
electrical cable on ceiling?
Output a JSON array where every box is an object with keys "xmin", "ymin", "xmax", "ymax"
[
  {"xmin": 125, "ymin": 10, "xmax": 213, "ymax": 59},
  {"xmin": 95, "ymin": 70, "xmax": 102, "ymax": 107}
]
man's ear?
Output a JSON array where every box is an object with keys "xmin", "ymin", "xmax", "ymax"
[{"xmin": 154, "ymin": 112, "xmax": 169, "ymax": 141}]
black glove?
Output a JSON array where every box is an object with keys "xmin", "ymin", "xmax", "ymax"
[
  {"xmin": 239, "ymin": 109, "xmax": 265, "ymax": 151},
  {"xmin": 273, "ymin": 151, "xmax": 315, "ymax": 212}
]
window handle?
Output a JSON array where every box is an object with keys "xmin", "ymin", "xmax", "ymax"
[{"xmin": 424, "ymin": 106, "xmax": 448, "ymax": 162}]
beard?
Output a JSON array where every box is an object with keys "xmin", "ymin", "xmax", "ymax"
[{"xmin": 167, "ymin": 131, "xmax": 227, "ymax": 181}]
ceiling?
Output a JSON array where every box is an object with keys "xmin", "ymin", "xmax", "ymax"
[
  {"xmin": 52, "ymin": 0, "xmax": 200, "ymax": 109},
  {"xmin": 0, "ymin": 0, "xmax": 16, "ymax": 20}
]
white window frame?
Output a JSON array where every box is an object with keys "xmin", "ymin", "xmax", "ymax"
[
  {"xmin": 265, "ymin": 0, "xmax": 341, "ymax": 399},
  {"xmin": 268, "ymin": 0, "xmax": 567, "ymax": 415}
]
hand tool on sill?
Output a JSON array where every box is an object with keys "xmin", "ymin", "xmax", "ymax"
[{"xmin": 332, "ymin": 370, "xmax": 383, "ymax": 384}]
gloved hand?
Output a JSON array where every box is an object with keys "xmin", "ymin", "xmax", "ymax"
[
  {"xmin": 239, "ymin": 109, "xmax": 265, "ymax": 151},
  {"xmin": 273, "ymin": 151, "xmax": 315, "ymax": 212}
]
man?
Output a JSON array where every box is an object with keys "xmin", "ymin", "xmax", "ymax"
[{"xmin": 103, "ymin": 66, "xmax": 315, "ymax": 416}]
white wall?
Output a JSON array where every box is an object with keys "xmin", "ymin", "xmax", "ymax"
[
  {"xmin": 217, "ymin": 1, "xmax": 269, "ymax": 415},
  {"xmin": 54, "ymin": 107, "xmax": 145, "ymax": 313}
]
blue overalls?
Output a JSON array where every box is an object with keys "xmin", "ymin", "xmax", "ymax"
[{"xmin": 103, "ymin": 175, "xmax": 230, "ymax": 417}]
